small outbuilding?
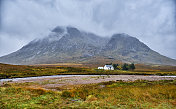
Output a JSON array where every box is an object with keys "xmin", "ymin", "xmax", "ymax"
[{"xmin": 98, "ymin": 67, "xmax": 104, "ymax": 69}]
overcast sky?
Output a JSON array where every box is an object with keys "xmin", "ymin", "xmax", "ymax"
[{"xmin": 0, "ymin": 0, "xmax": 176, "ymax": 59}]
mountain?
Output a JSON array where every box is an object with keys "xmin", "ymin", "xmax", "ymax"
[{"xmin": 0, "ymin": 26, "xmax": 176, "ymax": 66}]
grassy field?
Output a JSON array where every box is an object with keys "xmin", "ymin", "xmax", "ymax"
[
  {"xmin": 0, "ymin": 63, "xmax": 176, "ymax": 79},
  {"xmin": 0, "ymin": 80, "xmax": 176, "ymax": 108}
]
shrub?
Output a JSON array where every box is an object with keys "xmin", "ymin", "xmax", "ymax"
[{"xmin": 61, "ymin": 91, "xmax": 72, "ymax": 98}]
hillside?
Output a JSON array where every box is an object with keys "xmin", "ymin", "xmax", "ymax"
[{"xmin": 0, "ymin": 26, "xmax": 176, "ymax": 65}]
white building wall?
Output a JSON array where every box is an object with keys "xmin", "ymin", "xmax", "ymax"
[
  {"xmin": 104, "ymin": 65, "xmax": 114, "ymax": 70},
  {"xmin": 98, "ymin": 65, "xmax": 114, "ymax": 70}
]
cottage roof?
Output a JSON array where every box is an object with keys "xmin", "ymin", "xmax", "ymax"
[{"xmin": 104, "ymin": 65, "xmax": 113, "ymax": 67}]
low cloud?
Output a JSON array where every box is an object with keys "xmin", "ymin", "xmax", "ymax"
[{"xmin": 0, "ymin": 0, "xmax": 176, "ymax": 59}]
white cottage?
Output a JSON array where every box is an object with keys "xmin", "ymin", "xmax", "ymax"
[
  {"xmin": 98, "ymin": 65, "xmax": 114, "ymax": 70},
  {"xmin": 104, "ymin": 65, "xmax": 114, "ymax": 70}
]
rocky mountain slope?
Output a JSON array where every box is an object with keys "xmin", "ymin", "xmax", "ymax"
[{"xmin": 0, "ymin": 26, "xmax": 176, "ymax": 65}]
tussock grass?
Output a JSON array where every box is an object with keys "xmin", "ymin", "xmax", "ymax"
[
  {"xmin": 1, "ymin": 80, "xmax": 176, "ymax": 108},
  {"xmin": 63, "ymin": 80, "xmax": 176, "ymax": 108}
]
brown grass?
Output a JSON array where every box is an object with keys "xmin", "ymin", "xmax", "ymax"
[
  {"xmin": 0, "ymin": 80, "xmax": 176, "ymax": 108},
  {"xmin": 0, "ymin": 63, "xmax": 176, "ymax": 79}
]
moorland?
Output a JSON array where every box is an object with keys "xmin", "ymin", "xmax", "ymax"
[
  {"xmin": 1, "ymin": 79, "xmax": 176, "ymax": 108},
  {"xmin": 0, "ymin": 63, "xmax": 176, "ymax": 108},
  {"xmin": 0, "ymin": 63, "xmax": 176, "ymax": 79}
]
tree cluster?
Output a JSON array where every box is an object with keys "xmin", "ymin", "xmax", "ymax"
[
  {"xmin": 122, "ymin": 63, "xmax": 135, "ymax": 70},
  {"xmin": 112, "ymin": 63, "xmax": 135, "ymax": 70}
]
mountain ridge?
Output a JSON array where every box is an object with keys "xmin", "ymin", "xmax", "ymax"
[{"xmin": 0, "ymin": 26, "xmax": 176, "ymax": 66}]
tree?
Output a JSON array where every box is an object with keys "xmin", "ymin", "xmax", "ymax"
[
  {"xmin": 117, "ymin": 65, "xmax": 122, "ymax": 70},
  {"xmin": 122, "ymin": 63, "xmax": 128, "ymax": 70},
  {"xmin": 113, "ymin": 64, "xmax": 119, "ymax": 70},
  {"xmin": 129, "ymin": 63, "xmax": 135, "ymax": 70}
]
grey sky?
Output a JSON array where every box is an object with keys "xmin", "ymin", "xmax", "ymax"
[{"xmin": 0, "ymin": 0, "xmax": 176, "ymax": 59}]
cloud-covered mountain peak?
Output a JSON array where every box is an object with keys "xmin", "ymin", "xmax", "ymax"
[
  {"xmin": 0, "ymin": 26, "xmax": 176, "ymax": 66},
  {"xmin": 52, "ymin": 26, "xmax": 66, "ymax": 34},
  {"xmin": 112, "ymin": 33, "xmax": 132, "ymax": 38}
]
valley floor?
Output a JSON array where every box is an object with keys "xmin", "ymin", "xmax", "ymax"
[
  {"xmin": 1, "ymin": 63, "xmax": 176, "ymax": 108},
  {"xmin": 0, "ymin": 75, "xmax": 176, "ymax": 109}
]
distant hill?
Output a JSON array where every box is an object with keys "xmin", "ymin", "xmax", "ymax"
[{"xmin": 0, "ymin": 26, "xmax": 176, "ymax": 66}]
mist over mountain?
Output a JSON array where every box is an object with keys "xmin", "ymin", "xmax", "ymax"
[
  {"xmin": 0, "ymin": 26, "xmax": 176, "ymax": 66},
  {"xmin": 0, "ymin": 0, "xmax": 176, "ymax": 59}
]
